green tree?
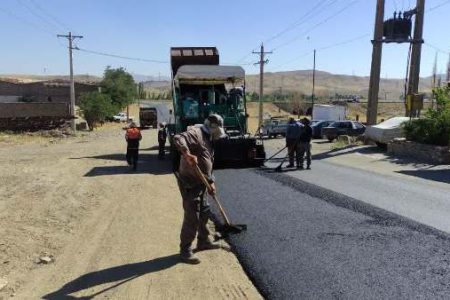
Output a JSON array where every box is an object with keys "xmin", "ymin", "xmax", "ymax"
[
  {"xmin": 101, "ymin": 67, "xmax": 136, "ymax": 110},
  {"xmin": 79, "ymin": 91, "xmax": 114, "ymax": 130}
]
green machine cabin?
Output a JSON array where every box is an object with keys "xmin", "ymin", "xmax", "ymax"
[{"xmin": 170, "ymin": 47, "xmax": 265, "ymax": 167}]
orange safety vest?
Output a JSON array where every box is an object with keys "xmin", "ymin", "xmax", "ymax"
[{"xmin": 126, "ymin": 128, "xmax": 141, "ymax": 140}]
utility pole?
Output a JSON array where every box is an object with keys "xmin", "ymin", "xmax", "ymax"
[
  {"xmin": 447, "ymin": 53, "xmax": 450, "ymax": 83},
  {"xmin": 57, "ymin": 32, "xmax": 83, "ymax": 131},
  {"xmin": 253, "ymin": 43, "xmax": 272, "ymax": 129},
  {"xmin": 311, "ymin": 49, "xmax": 316, "ymax": 116},
  {"xmin": 406, "ymin": 0, "xmax": 425, "ymax": 117},
  {"xmin": 367, "ymin": 0, "xmax": 385, "ymax": 125}
]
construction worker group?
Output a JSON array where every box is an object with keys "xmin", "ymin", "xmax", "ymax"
[{"xmin": 285, "ymin": 117, "xmax": 313, "ymax": 170}]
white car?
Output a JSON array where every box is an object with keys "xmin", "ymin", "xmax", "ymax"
[
  {"xmin": 365, "ymin": 117, "xmax": 410, "ymax": 147},
  {"xmin": 113, "ymin": 112, "xmax": 134, "ymax": 122}
]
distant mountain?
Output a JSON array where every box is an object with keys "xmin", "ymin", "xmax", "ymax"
[
  {"xmin": 131, "ymin": 74, "xmax": 170, "ymax": 82},
  {"xmin": 0, "ymin": 74, "xmax": 101, "ymax": 83},
  {"xmin": 245, "ymin": 70, "xmax": 434, "ymax": 100},
  {"xmin": 2, "ymin": 70, "xmax": 438, "ymax": 100}
]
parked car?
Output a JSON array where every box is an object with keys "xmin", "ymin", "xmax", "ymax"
[
  {"xmin": 113, "ymin": 112, "xmax": 134, "ymax": 122},
  {"xmin": 264, "ymin": 123, "xmax": 288, "ymax": 138},
  {"xmin": 321, "ymin": 121, "xmax": 365, "ymax": 142},
  {"xmin": 311, "ymin": 120, "xmax": 333, "ymax": 138},
  {"xmin": 365, "ymin": 117, "xmax": 410, "ymax": 147}
]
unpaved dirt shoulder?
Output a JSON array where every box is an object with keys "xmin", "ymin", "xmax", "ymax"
[{"xmin": 1, "ymin": 129, "xmax": 261, "ymax": 299}]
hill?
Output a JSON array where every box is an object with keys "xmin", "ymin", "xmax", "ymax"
[{"xmin": 245, "ymin": 70, "xmax": 433, "ymax": 101}]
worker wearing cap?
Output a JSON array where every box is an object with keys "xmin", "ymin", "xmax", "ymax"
[
  {"xmin": 285, "ymin": 117, "xmax": 304, "ymax": 169},
  {"xmin": 125, "ymin": 122, "xmax": 142, "ymax": 170},
  {"xmin": 174, "ymin": 114, "xmax": 226, "ymax": 264},
  {"xmin": 299, "ymin": 117, "xmax": 313, "ymax": 170}
]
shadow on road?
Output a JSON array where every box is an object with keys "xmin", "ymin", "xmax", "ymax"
[
  {"xmin": 311, "ymin": 145, "xmax": 379, "ymax": 160},
  {"xmin": 396, "ymin": 169, "xmax": 450, "ymax": 184},
  {"xmin": 42, "ymin": 254, "xmax": 179, "ymax": 300},
  {"xmin": 72, "ymin": 153, "xmax": 173, "ymax": 176}
]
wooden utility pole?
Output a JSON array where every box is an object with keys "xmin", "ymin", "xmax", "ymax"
[
  {"xmin": 406, "ymin": 0, "xmax": 425, "ymax": 116},
  {"xmin": 57, "ymin": 32, "xmax": 83, "ymax": 131},
  {"xmin": 253, "ymin": 43, "xmax": 272, "ymax": 128},
  {"xmin": 367, "ymin": 0, "xmax": 385, "ymax": 125},
  {"xmin": 311, "ymin": 49, "xmax": 316, "ymax": 116}
]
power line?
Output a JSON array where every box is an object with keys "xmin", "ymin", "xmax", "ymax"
[
  {"xmin": 15, "ymin": 0, "xmax": 60, "ymax": 32},
  {"xmin": 272, "ymin": 0, "xmax": 361, "ymax": 51},
  {"xmin": 426, "ymin": 0, "xmax": 450, "ymax": 12},
  {"xmin": 270, "ymin": 33, "xmax": 369, "ymax": 71},
  {"xmin": 75, "ymin": 48, "xmax": 170, "ymax": 64},
  {"xmin": 264, "ymin": 0, "xmax": 337, "ymax": 44},
  {"xmin": 425, "ymin": 42, "xmax": 449, "ymax": 54},
  {"xmin": 0, "ymin": 5, "xmax": 54, "ymax": 36},
  {"xmin": 27, "ymin": 0, "xmax": 71, "ymax": 31}
]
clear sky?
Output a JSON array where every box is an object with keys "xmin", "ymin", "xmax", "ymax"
[{"xmin": 0, "ymin": 0, "xmax": 449, "ymax": 79}]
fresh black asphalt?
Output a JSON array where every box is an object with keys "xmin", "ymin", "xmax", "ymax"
[{"xmin": 213, "ymin": 168, "xmax": 450, "ymax": 299}]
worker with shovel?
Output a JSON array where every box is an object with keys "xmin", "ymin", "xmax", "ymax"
[{"xmin": 173, "ymin": 114, "xmax": 225, "ymax": 264}]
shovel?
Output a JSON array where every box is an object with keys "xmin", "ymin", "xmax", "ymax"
[{"xmin": 194, "ymin": 165, "xmax": 247, "ymax": 238}]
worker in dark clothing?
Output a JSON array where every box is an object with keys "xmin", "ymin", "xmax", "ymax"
[
  {"xmin": 174, "ymin": 114, "xmax": 226, "ymax": 264},
  {"xmin": 299, "ymin": 117, "xmax": 313, "ymax": 170},
  {"xmin": 125, "ymin": 122, "xmax": 142, "ymax": 170},
  {"xmin": 285, "ymin": 117, "xmax": 304, "ymax": 168},
  {"xmin": 158, "ymin": 123, "xmax": 167, "ymax": 160}
]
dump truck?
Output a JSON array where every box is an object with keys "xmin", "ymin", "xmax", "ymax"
[
  {"xmin": 169, "ymin": 47, "xmax": 265, "ymax": 168},
  {"xmin": 139, "ymin": 106, "xmax": 158, "ymax": 128}
]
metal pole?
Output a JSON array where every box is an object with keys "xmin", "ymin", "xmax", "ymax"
[{"xmin": 367, "ymin": 0, "xmax": 385, "ymax": 125}]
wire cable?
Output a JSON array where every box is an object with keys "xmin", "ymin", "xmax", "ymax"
[
  {"xmin": 271, "ymin": 0, "xmax": 360, "ymax": 51},
  {"xmin": 75, "ymin": 48, "xmax": 169, "ymax": 64},
  {"xmin": 15, "ymin": 0, "xmax": 61, "ymax": 32},
  {"xmin": 0, "ymin": 5, "xmax": 54, "ymax": 36},
  {"xmin": 426, "ymin": 0, "xmax": 450, "ymax": 12},
  {"xmin": 27, "ymin": 0, "xmax": 71, "ymax": 31}
]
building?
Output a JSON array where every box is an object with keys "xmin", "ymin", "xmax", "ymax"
[{"xmin": 0, "ymin": 78, "xmax": 99, "ymax": 104}]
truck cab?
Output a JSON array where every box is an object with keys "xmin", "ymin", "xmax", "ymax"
[{"xmin": 169, "ymin": 47, "xmax": 265, "ymax": 167}]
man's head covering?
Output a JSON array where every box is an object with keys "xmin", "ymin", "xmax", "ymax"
[
  {"xmin": 129, "ymin": 121, "xmax": 137, "ymax": 128},
  {"xmin": 201, "ymin": 114, "xmax": 226, "ymax": 140},
  {"xmin": 301, "ymin": 117, "xmax": 310, "ymax": 125},
  {"xmin": 288, "ymin": 117, "xmax": 296, "ymax": 123}
]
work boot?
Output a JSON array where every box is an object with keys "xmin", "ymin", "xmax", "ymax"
[
  {"xmin": 196, "ymin": 240, "xmax": 221, "ymax": 252},
  {"xmin": 180, "ymin": 250, "xmax": 201, "ymax": 264},
  {"xmin": 306, "ymin": 165, "xmax": 311, "ymax": 170},
  {"xmin": 297, "ymin": 165, "xmax": 304, "ymax": 170},
  {"xmin": 286, "ymin": 164, "xmax": 295, "ymax": 168}
]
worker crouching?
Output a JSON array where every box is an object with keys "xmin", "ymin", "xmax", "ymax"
[
  {"xmin": 125, "ymin": 122, "xmax": 142, "ymax": 170},
  {"xmin": 174, "ymin": 114, "xmax": 226, "ymax": 264}
]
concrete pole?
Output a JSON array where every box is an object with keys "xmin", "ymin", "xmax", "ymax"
[
  {"xmin": 407, "ymin": 0, "xmax": 425, "ymax": 116},
  {"xmin": 366, "ymin": 0, "xmax": 385, "ymax": 125},
  {"xmin": 259, "ymin": 43, "xmax": 264, "ymax": 128},
  {"xmin": 68, "ymin": 32, "xmax": 76, "ymax": 131}
]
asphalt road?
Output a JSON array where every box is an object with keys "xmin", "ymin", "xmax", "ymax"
[{"xmin": 214, "ymin": 167, "xmax": 450, "ymax": 299}]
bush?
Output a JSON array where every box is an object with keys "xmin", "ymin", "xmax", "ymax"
[
  {"xmin": 402, "ymin": 86, "xmax": 450, "ymax": 146},
  {"xmin": 79, "ymin": 91, "xmax": 115, "ymax": 130}
]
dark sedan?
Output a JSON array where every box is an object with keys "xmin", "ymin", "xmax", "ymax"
[
  {"xmin": 321, "ymin": 121, "xmax": 365, "ymax": 142},
  {"xmin": 311, "ymin": 120, "xmax": 333, "ymax": 138}
]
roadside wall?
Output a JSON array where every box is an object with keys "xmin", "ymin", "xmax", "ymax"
[{"xmin": 0, "ymin": 103, "xmax": 69, "ymax": 118}]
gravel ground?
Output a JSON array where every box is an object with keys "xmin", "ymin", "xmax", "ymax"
[{"xmin": 214, "ymin": 168, "xmax": 450, "ymax": 299}]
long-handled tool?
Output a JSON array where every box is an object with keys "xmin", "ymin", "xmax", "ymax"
[
  {"xmin": 262, "ymin": 145, "xmax": 287, "ymax": 165},
  {"xmin": 274, "ymin": 140, "xmax": 299, "ymax": 172},
  {"xmin": 194, "ymin": 165, "xmax": 247, "ymax": 238}
]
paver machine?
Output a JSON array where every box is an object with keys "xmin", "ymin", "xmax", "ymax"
[{"xmin": 169, "ymin": 47, "xmax": 265, "ymax": 168}]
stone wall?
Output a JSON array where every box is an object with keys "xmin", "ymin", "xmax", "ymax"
[
  {"xmin": 0, "ymin": 103, "xmax": 69, "ymax": 118},
  {"xmin": 387, "ymin": 138, "xmax": 450, "ymax": 164}
]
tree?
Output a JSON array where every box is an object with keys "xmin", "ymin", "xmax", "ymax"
[
  {"xmin": 79, "ymin": 91, "xmax": 114, "ymax": 130},
  {"xmin": 101, "ymin": 67, "xmax": 136, "ymax": 110}
]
